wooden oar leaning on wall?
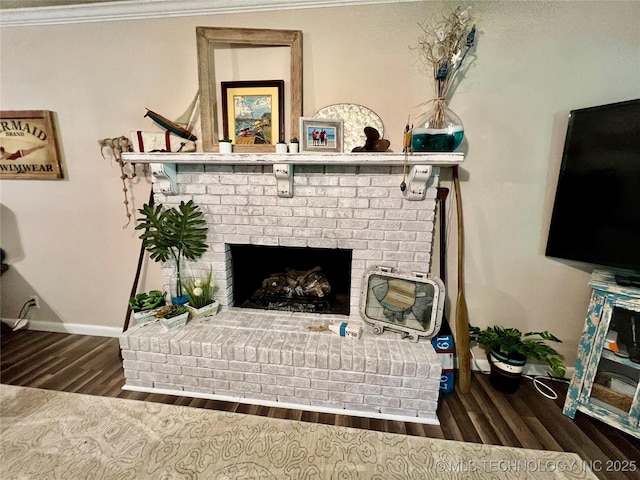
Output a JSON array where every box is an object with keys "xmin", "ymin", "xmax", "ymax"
[{"xmin": 453, "ymin": 165, "xmax": 471, "ymax": 394}]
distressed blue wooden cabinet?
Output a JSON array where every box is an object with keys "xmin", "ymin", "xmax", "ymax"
[{"xmin": 563, "ymin": 269, "xmax": 640, "ymax": 439}]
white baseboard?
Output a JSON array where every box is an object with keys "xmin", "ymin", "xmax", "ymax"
[
  {"xmin": 123, "ymin": 384, "xmax": 440, "ymax": 425},
  {"xmin": 1, "ymin": 318, "xmax": 121, "ymax": 338}
]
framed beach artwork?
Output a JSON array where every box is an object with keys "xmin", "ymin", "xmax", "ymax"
[
  {"xmin": 299, "ymin": 117, "xmax": 343, "ymax": 153},
  {"xmin": 0, "ymin": 110, "xmax": 62, "ymax": 179},
  {"xmin": 196, "ymin": 27, "xmax": 302, "ymax": 152},
  {"xmin": 221, "ymin": 80, "xmax": 285, "ymax": 147}
]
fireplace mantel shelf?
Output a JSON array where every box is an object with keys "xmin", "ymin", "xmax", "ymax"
[
  {"xmin": 123, "ymin": 151, "xmax": 464, "ymax": 199},
  {"xmin": 121, "ymin": 152, "xmax": 464, "ymax": 166}
]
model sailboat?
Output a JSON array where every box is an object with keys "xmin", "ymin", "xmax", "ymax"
[{"xmin": 130, "ymin": 94, "xmax": 200, "ymax": 153}]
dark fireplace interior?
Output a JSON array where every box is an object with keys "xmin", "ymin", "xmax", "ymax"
[{"xmin": 229, "ymin": 244, "xmax": 353, "ymax": 315}]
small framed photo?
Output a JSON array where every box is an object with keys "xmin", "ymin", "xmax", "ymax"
[
  {"xmin": 0, "ymin": 110, "xmax": 62, "ymax": 179},
  {"xmin": 299, "ymin": 117, "xmax": 343, "ymax": 153},
  {"xmin": 221, "ymin": 80, "xmax": 284, "ymax": 147}
]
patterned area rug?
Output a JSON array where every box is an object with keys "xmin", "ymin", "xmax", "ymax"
[{"xmin": 1, "ymin": 385, "xmax": 596, "ymax": 479}]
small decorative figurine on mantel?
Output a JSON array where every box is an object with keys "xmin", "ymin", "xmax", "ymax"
[{"xmin": 351, "ymin": 127, "xmax": 390, "ymax": 152}]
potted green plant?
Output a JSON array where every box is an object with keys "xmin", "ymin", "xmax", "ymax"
[
  {"xmin": 218, "ymin": 138, "xmax": 233, "ymax": 153},
  {"xmin": 289, "ymin": 137, "xmax": 299, "ymax": 153},
  {"xmin": 469, "ymin": 325, "xmax": 566, "ymax": 393},
  {"xmin": 182, "ymin": 268, "xmax": 219, "ymax": 320},
  {"xmin": 154, "ymin": 304, "xmax": 189, "ymax": 330},
  {"xmin": 276, "ymin": 140, "xmax": 288, "ymax": 153},
  {"xmin": 129, "ymin": 290, "xmax": 166, "ymax": 324},
  {"xmin": 135, "ymin": 200, "xmax": 208, "ymax": 305}
]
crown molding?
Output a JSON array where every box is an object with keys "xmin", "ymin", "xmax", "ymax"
[{"xmin": 0, "ymin": 0, "xmax": 420, "ymax": 27}]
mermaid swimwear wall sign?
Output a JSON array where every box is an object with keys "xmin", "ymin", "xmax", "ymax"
[{"xmin": 0, "ymin": 110, "xmax": 62, "ymax": 179}]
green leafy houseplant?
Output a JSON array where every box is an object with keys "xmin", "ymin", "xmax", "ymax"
[
  {"xmin": 182, "ymin": 268, "xmax": 215, "ymax": 309},
  {"xmin": 128, "ymin": 290, "xmax": 166, "ymax": 312},
  {"xmin": 135, "ymin": 200, "xmax": 208, "ymax": 304},
  {"xmin": 290, "ymin": 137, "xmax": 299, "ymax": 143},
  {"xmin": 469, "ymin": 325, "xmax": 566, "ymax": 378}
]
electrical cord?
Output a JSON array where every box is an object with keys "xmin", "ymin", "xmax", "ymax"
[
  {"xmin": 12, "ymin": 298, "xmax": 36, "ymax": 331},
  {"xmin": 470, "ymin": 349, "xmax": 571, "ymax": 399}
]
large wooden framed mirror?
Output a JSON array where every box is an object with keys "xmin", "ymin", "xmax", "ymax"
[{"xmin": 196, "ymin": 27, "xmax": 303, "ymax": 152}]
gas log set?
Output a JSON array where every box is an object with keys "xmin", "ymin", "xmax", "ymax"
[{"xmin": 243, "ymin": 266, "xmax": 333, "ymax": 313}]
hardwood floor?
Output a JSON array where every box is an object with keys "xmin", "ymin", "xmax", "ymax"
[{"xmin": 2, "ymin": 329, "xmax": 639, "ymax": 479}]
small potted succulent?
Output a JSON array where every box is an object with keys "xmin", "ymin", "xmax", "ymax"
[
  {"xmin": 218, "ymin": 138, "xmax": 233, "ymax": 153},
  {"xmin": 129, "ymin": 290, "xmax": 166, "ymax": 324},
  {"xmin": 276, "ymin": 140, "xmax": 288, "ymax": 154},
  {"xmin": 182, "ymin": 268, "xmax": 219, "ymax": 320},
  {"xmin": 289, "ymin": 137, "xmax": 299, "ymax": 153},
  {"xmin": 469, "ymin": 325, "xmax": 566, "ymax": 394},
  {"xmin": 155, "ymin": 304, "xmax": 189, "ymax": 330}
]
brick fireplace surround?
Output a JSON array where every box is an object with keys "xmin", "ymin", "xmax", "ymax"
[{"xmin": 120, "ymin": 152, "xmax": 463, "ymax": 424}]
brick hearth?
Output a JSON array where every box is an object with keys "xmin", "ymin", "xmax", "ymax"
[
  {"xmin": 120, "ymin": 153, "xmax": 464, "ymax": 423},
  {"xmin": 120, "ymin": 310, "xmax": 441, "ymax": 423}
]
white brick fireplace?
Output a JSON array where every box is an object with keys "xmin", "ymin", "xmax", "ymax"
[{"xmin": 119, "ymin": 152, "xmax": 463, "ymax": 424}]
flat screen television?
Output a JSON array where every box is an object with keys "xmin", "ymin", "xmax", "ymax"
[{"xmin": 545, "ymin": 99, "xmax": 640, "ymax": 274}]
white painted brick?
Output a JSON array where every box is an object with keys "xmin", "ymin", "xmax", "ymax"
[
  {"xmin": 261, "ymin": 364, "xmax": 294, "ymax": 376},
  {"xmin": 387, "ymin": 342, "xmax": 404, "ymax": 376},
  {"xmin": 338, "ymin": 198, "xmax": 370, "ymax": 209},
  {"xmin": 315, "ymin": 335, "xmax": 329, "ymax": 369},
  {"xmin": 138, "ymin": 334, "xmax": 151, "ymax": 352},
  {"xmin": 311, "ymin": 379, "xmax": 346, "ymax": 392},
  {"xmin": 364, "ymin": 395, "xmax": 400, "ymax": 408},
  {"xmin": 197, "ymin": 358, "xmax": 229, "ymax": 370},
  {"xmin": 122, "ymin": 360, "xmax": 151, "ymax": 372},
  {"xmin": 120, "ymin": 350, "xmax": 136, "ymax": 360},
  {"xmin": 167, "ymin": 355, "xmax": 198, "ymax": 366},
  {"xmin": 345, "ymin": 383, "xmax": 381, "ymax": 395},
  {"xmin": 339, "ymin": 340, "xmax": 353, "ymax": 371},
  {"xmin": 183, "ymin": 366, "xmax": 213, "ymax": 378},
  {"xmin": 304, "ymin": 338, "xmax": 317, "ymax": 368},
  {"xmin": 268, "ymin": 332, "xmax": 286, "ymax": 364},
  {"xmin": 296, "ymin": 388, "xmax": 329, "ymax": 401},
  {"xmin": 277, "ymin": 376, "xmax": 311, "ymax": 388},
  {"xmin": 420, "ymin": 389, "xmax": 440, "ymax": 402},
  {"xmin": 328, "ymin": 371, "xmax": 365, "ymax": 383},
  {"xmin": 169, "ymin": 330, "xmax": 190, "ymax": 355},
  {"xmin": 382, "ymin": 386, "xmax": 420, "ymax": 399},
  {"xmin": 350, "ymin": 342, "xmax": 365, "ymax": 372},
  {"xmin": 152, "ymin": 363, "xmax": 182, "ymax": 375},
  {"xmin": 365, "ymin": 373, "xmax": 402, "ymax": 387},
  {"xmin": 328, "ymin": 391, "xmax": 363, "ymax": 404},
  {"xmin": 399, "ymin": 342, "xmax": 418, "ymax": 377},
  {"xmin": 211, "ymin": 370, "xmax": 238, "ymax": 381},
  {"xmin": 229, "ymin": 361, "xmax": 261, "ymax": 373},
  {"xmin": 328, "ymin": 337, "xmax": 342, "ymax": 370},
  {"xmin": 262, "ymin": 384, "xmax": 295, "ymax": 397},
  {"xmin": 231, "ymin": 381, "xmax": 261, "ymax": 393},
  {"xmin": 198, "ymin": 378, "xmax": 230, "ymax": 391},
  {"xmin": 294, "ymin": 367, "xmax": 328, "ymax": 380},
  {"xmin": 119, "ymin": 335, "xmax": 130, "ymax": 350},
  {"xmin": 402, "ymin": 377, "xmax": 440, "ymax": 390},
  {"xmin": 170, "ymin": 374, "xmax": 198, "ymax": 386}
]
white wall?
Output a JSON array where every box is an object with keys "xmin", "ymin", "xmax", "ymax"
[{"xmin": 1, "ymin": 1, "xmax": 639, "ymax": 365}]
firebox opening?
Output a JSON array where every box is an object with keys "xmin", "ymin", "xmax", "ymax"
[{"xmin": 229, "ymin": 244, "xmax": 353, "ymax": 315}]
